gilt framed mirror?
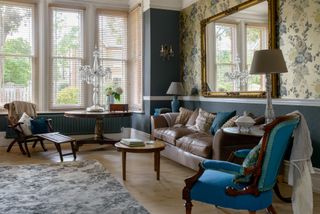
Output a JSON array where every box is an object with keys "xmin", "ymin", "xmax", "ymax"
[{"xmin": 201, "ymin": 0, "xmax": 278, "ymax": 97}]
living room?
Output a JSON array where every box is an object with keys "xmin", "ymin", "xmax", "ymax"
[{"xmin": 0, "ymin": 0, "xmax": 319, "ymax": 213}]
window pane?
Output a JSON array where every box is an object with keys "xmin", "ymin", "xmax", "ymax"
[
  {"xmin": 51, "ymin": 58, "xmax": 82, "ymax": 105},
  {"xmin": 50, "ymin": 7, "xmax": 84, "ymax": 108},
  {"xmin": 246, "ymin": 25, "xmax": 268, "ymax": 91},
  {"xmin": 51, "ymin": 8, "xmax": 83, "ymax": 58},
  {"xmin": 0, "ymin": 2, "xmax": 33, "ymax": 107},
  {"xmin": 97, "ymin": 11, "xmax": 127, "ymax": 106}
]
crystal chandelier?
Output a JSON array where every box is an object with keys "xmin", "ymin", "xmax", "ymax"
[
  {"xmin": 79, "ymin": 48, "xmax": 111, "ymax": 112},
  {"xmin": 224, "ymin": 56, "xmax": 249, "ymax": 91}
]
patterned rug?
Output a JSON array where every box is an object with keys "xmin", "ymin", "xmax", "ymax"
[{"xmin": 0, "ymin": 160, "xmax": 149, "ymax": 214}]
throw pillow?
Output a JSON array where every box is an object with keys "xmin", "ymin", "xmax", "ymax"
[
  {"xmin": 18, "ymin": 112, "xmax": 33, "ymax": 136},
  {"xmin": 193, "ymin": 108, "xmax": 215, "ymax": 133},
  {"xmin": 221, "ymin": 115, "xmax": 240, "ymax": 128},
  {"xmin": 31, "ymin": 117, "xmax": 49, "ymax": 134},
  {"xmin": 210, "ymin": 110, "xmax": 236, "ymax": 135},
  {"xmin": 175, "ymin": 107, "xmax": 194, "ymax": 125},
  {"xmin": 233, "ymin": 141, "xmax": 262, "ymax": 184},
  {"xmin": 186, "ymin": 108, "xmax": 199, "ymax": 127}
]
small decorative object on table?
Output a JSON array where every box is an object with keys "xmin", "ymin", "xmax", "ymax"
[
  {"xmin": 120, "ymin": 138, "xmax": 145, "ymax": 147},
  {"xmin": 105, "ymin": 86, "xmax": 123, "ymax": 110},
  {"xmin": 235, "ymin": 111, "xmax": 255, "ymax": 133}
]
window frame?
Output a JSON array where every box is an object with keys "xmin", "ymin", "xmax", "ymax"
[
  {"xmin": 48, "ymin": 5, "xmax": 86, "ymax": 110},
  {"xmin": 0, "ymin": 1, "xmax": 36, "ymax": 109}
]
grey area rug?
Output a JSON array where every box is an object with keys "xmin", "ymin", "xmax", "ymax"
[{"xmin": 0, "ymin": 160, "xmax": 150, "ymax": 214}]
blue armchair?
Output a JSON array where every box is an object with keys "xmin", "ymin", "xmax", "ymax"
[{"xmin": 182, "ymin": 114, "xmax": 300, "ymax": 214}]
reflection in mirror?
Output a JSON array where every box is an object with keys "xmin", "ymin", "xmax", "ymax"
[{"xmin": 204, "ymin": 1, "xmax": 271, "ymax": 95}]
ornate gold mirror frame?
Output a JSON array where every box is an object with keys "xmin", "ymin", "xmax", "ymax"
[{"xmin": 201, "ymin": 0, "xmax": 278, "ymax": 98}]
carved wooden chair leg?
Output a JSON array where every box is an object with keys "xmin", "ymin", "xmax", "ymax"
[
  {"xmin": 273, "ymin": 182, "xmax": 291, "ymax": 203},
  {"xmin": 184, "ymin": 200, "xmax": 193, "ymax": 214},
  {"xmin": 18, "ymin": 142, "xmax": 27, "ymax": 155},
  {"xmin": 32, "ymin": 140, "xmax": 38, "ymax": 148},
  {"xmin": 266, "ymin": 205, "xmax": 277, "ymax": 214},
  {"xmin": 40, "ymin": 140, "xmax": 47, "ymax": 151},
  {"xmin": 7, "ymin": 140, "xmax": 17, "ymax": 152},
  {"xmin": 24, "ymin": 142, "xmax": 31, "ymax": 157}
]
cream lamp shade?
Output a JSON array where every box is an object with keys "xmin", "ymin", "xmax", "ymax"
[
  {"xmin": 249, "ymin": 49, "xmax": 288, "ymax": 124},
  {"xmin": 250, "ymin": 49, "xmax": 288, "ymax": 74},
  {"xmin": 166, "ymin": 82, "xmax": 184, "ymax": 95}
]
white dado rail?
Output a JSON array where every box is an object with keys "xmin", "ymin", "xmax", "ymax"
[{"xmin": 143, "ymin": 96, "xmax": 320, "ymax": 107}]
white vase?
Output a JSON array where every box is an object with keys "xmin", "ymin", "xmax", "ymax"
[{"xmin": 105, "ymin": 95, "xmax": 115, "ymax": 110}]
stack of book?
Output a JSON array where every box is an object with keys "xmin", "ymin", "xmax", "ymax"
[{"xmin": 120, "ymin": 138, "xmax": 145, "ymax": 147}]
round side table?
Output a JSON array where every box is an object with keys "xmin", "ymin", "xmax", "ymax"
[{"xmin": 114, "ymin": 141, "xmax": 166, "ymax": 180}]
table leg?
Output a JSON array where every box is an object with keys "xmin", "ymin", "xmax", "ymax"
[
  {"xmin": 71, "ymin": 141, "xmax": 77, "ymax": 160},
  {"xmin": 54, "ymin": 143, "xmax": 63, "ymax": 162},
  {"xmin": 155, "ymin": 151, "xmax": 160, "ymax": 180},
  {"xmin": 122, "ymin": 151, "xmax": 126, "ymax": 180},
  {"xmin": 154, "ymin": 151, "xmax": 157, "ymax": 171},
  {"xmin": 94, "ymin": 118, "xmax": 104, "ymax": 140}
]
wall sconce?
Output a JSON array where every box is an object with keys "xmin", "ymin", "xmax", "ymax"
[{"xmin": 160, "ymin": 44, "xmax": 174, "ymax": 60}]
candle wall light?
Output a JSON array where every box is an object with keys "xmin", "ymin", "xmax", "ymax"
[{"xmin": 160, "ymin": 44, "xmax": 174, "ymax": 60}]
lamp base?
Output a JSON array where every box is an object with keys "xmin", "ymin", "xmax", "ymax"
[
  {"xmin": 86, "ymin": 105, "xmax": 105, "ymax": 112},
  {"xmin": 171, "ymin": 96, "xmax": 180, "ymax": 112}
]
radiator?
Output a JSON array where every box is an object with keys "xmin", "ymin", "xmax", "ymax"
[{"xmin": 1, "ymin": 113, "xmax": 131, "ymax": 137}]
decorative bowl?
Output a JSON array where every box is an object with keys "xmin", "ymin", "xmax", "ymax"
[{"xmin": 235, "ymin": 111, "xmax": 255, "ymax": 132}]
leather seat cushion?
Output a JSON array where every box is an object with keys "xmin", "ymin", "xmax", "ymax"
[
  {"xmin": 153, "ymin": 127, "xmax": 196, "ymax": 145},
  {"xmin": 176, "ymin": 133, "xmax": 214, "ymax": 158}
]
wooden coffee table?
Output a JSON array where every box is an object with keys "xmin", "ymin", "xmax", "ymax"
[{"xmin": 114, "ymin": 141, "xmax": 166, "ymax": 180}]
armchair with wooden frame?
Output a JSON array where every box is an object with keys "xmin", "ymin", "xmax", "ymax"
[
  {"xmin": 4, "ymin": 101, "xmax": 53, "ymax": 157},
  {"xmin": 182, "ymin": 114, "xmax": 300, "ymax": 214}
]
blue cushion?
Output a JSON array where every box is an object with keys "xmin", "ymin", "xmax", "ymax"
[
  {"xmin": 190, "ymin": 169, "xmax": 272, "ymax": 211},
  {"xmin": 210, "ymin": 111, "xmax": 236, "ymax": 134},
  {"xmin": 31, "ymin": 117, "xmax": 49, "ymax": 134}
]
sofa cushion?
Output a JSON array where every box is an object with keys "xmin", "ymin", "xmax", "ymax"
[
  {"xmin": 175, "ymin": 107, "xmax": 194, "ymax": 125},
  {"xmin": 210, "ymin": 111, "xmax": 237, "ymax": 135},
  {"xmin": 186, "ymin": 108, "xmax": 199, "ymax": 127},
  {"xmin": 176, "ymin": 133, "xmax": 214, "ymax": 158},
  {"xmin": 193, "ymin": 108, "xmax": 215, "ymax": 133},
  {"xmin": 153, "ymin": 127, "xmax": 196, "ymax": 145}
]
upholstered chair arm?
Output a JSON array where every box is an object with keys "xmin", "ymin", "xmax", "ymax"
[
  {"xmin": 201, "ymin": 160, "xmax": 241, "ymax": 174},
  {"xmin": 233, "ymin": 149, "xmax": 251, "ymax": 159}
]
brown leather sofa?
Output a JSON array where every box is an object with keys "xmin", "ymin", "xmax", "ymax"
[{"xmin": 151, "ymin": 113, "xmax": 261, "ymax": 170}]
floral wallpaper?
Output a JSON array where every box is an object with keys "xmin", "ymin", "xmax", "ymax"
[{"xmin": 180, "ymin": 0, "xmax": 320, "ymax": 99}]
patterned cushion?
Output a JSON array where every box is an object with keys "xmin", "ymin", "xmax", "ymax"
[
  {"xmin": 186, "ymin": 108, "xmax": 199, "ymax": 127},
  {"xmin": 233, "ymin": 141, "xmax": 262, "ymax": 184},
  {"xmin": 193, "ymin": 108, "xmax": 215, "ymax": 133},
  {"xmin": 221, "ymin": 115, "xmax": 240, "ymax": 128},
  {"xmin": 175, "ymin": 107, "xmax": 194, "ymax": 125}
]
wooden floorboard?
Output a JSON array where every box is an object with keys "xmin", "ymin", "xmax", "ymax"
[{"xmin": 0, "ymin": 138, "xmax": 319, "ymax": 214}]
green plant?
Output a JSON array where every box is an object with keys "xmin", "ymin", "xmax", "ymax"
[
  {"xmin": 105, "ymin": 86, "xmax": 123, "ymax": 102},
  {"xmin": 57, "ymin": 86, "xmax": 79, "ymax": 104}
]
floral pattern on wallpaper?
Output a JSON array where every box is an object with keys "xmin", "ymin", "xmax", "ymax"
[
  {"xmin": 181, "ymin": 0, "xmax": 320, "ymax": 99},
  {"xmin": 279, "ymin": 0, "xmax": 320, "ymax": 98}
]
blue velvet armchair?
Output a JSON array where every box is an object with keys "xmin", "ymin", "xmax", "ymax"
[{"xmin": 182, "ymin": 114, "xmax": 300, "ymax": 214}]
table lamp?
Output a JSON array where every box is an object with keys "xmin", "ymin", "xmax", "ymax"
[
  {"xmin": 166, "ymin": 82, "xmax": 184, "ymax": 112},
  {"xmin": 250, "ymin": 49, "xmax": 288, "ymax": 124}
]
